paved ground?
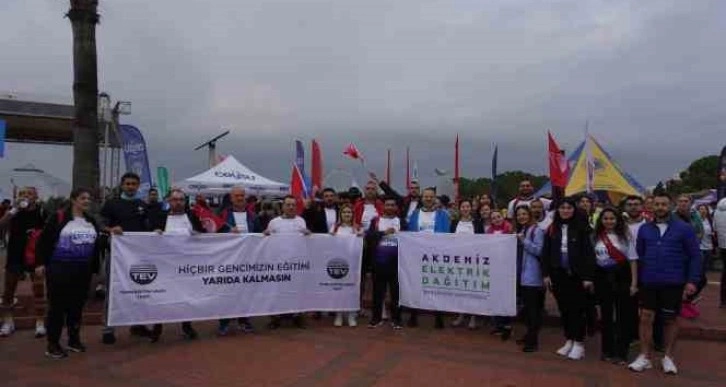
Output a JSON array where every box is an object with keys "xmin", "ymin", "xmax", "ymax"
[{"xmin": 2, "ymin": 318, "xmax": 725, "ymax": 387}]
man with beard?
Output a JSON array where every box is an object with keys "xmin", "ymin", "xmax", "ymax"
[
  {"xmin": 150, "ymin": 189, "xmax": 205, "ymax": 342},
  {"xmin": 0, "ymin": 187, "xmax": 47, "ymax": 338},
  {"xmin": 303, "ymin": 188, "xmax": 339, "ymax": 234},
  {"xmin": 628, "ymin": 193, "xmax": 701, "ymax": 375},
  {"xmin": 507, "ymin": 180, "xmax": 551, "ymax": 220},
  {"xmin": 100, "ymin": 173, "xmax": 152, "ymax": 344},
  {"xmin": 370, "ymin": 173, "xmax": 421, "ymax": 222},
  {"xmin": 146, "ymin": 188, "xmax": 165, "ymax": 231}
]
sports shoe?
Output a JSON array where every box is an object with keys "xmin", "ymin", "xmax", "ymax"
[
  {"xmin": 35, "ymin": 321, "xmax": 47, "ymax": 338},
  {"xmin": 628, "ymin": 354, "xmax": 653, "ymax": 372},
  {"xmin": 182, "ymin": 325, "xmax": 198, "ymax": 340},
  {"xmin": 217, "ymin": 325, "xmax": 230, "ymax": 337},
  {"xmin": 392, "ymin": 321, "xmax": 403, "ymax": 330},
  {"xmin": 556, "ymin": 340, "xmax": 574, "ymax": 357},
  {"xmin": 661, "ymin": 356, "xmax": 678, "ymax": 375},
  {"xmin": 239, "ymin": 320, "xmax": 254, "ymax": 334},
  {"xmin": 368, "ymin": 319, "xmax": 383, "ymax": 329},
  {"xmin": 45, "ymin": 343, "xmax": 68, "ymax": 359},
  {"xmin": 382, "ymin": 307, "xmax": 390, "ymax": 321},
  {"xmin": 467, "ymin": 316, "xmax": 478, "ymax": 330},
  {"xmin": 452, "ymin": 315, "xmax": 465, "ymax": 327},
  {"xmin": 0, "ymin": 320, "xmax": 15, "ymax": 337},
  {"xmin": 102, "ymin": 331, "xmax": 116, "ymax": 345},
  {"xmin": 347, "ymin": 313, "xmax": 357, "ymax": 327},
  {"xmin": 334, "ymin": 313, "xmax": 344, "ymax": 327},
  {"xmin": 567, "ymin": 342, "xmax": 585, "ymax": 360},
  {"xmin": 67, "ymin": 340, "xmax": 86, "ymax": 353}
]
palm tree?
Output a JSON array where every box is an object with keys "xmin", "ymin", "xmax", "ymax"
[{"xmin": 67, "ymin": 0, "xmax": 100, "ymax": 193}]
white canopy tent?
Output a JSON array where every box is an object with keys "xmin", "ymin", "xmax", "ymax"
[
  {"xmin": 10, "ymin": 164, "xmax": 71, "ymax": 200},
  {"xmin": 175, "ymin": 156, "xmax": 289, "ymax": 197}
]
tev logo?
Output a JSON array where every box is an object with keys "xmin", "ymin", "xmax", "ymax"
[
  {"xmin": 326, "ymin": 258, "xmax": 349, "ymax": 280},
  {"xmin": 129, "ymin": 263, "xmax": 158, "ymax": 285}
]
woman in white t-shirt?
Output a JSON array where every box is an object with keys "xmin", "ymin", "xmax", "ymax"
[
  {"xmin": 330, "ymin": 205, "xmax": 364, "ymax": 327},
  {"xmin": 449, "ymin": 200, "xmax": 484, "ymax": 329},
  {"xmin": 592, "ymin": 207, "xmax": 638, "ymax": 365}
]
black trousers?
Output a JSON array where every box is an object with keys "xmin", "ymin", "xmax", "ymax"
[
  {"xmin": 372, "ymin": 258, "xmax": 400, "ymax": 323},
  {"xmin": 595, "ymin": 266, "xmax": 636, "ymax": 359},
  {"xmin": 152, "ymin": 322, "xmax": 193, "ymax": 336},
  {"xmin": 551, "ymin": 269, "xmax": 587, "ymax": 342},
  {"xmin": 46, "ymin": 262, "xmax": 92, "ymax": 346},
  {"xmin": 521, "ymin": 286, "xmax": 545, "ymax": 346},
  {"xmin": 721, "ymin": 249, "xmax": 726, "ymax": 306}
]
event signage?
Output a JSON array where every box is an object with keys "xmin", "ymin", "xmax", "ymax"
[
  {"xmin": 397, "ymin": 233, "xmax": 517, "ymax": 317},
  {"xmin": 108, "ymin": 233, "xmax": 363, "ymax": 326},
  {"xmin": 213, "ymin": 169, "xmax": 256, "ymax": 181},
  {"xmin": 118, "ymin": 124, "xmax": 153, "ymax": 198}
]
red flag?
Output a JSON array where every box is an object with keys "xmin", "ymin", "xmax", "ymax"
[
  {"xmin": 406, "ymin": 147, "xmax": 411, "ymax": 190},
  {"xmin": 343, "ymin": 143, "xmax": 363, "ymax": 160},
  {"xmin": 454, "ymin": 134, "xmax": 460, "ymax": 203},
  {"xmin": 192, "ymin": 200, "xmax": 225, "ymax": 232},
  {"xmin": 290, "ymin": 163, "xmax": 308, "ymax": 214},
  {"xmin": 386, "ymin": 149, "xmax": 392, "ymax": 184},
  {"xmin": 548, "ymin": 131, "xmax": 569, "ymax": 188},
  {"xmin": 311, "ymin": 139, "xmax": 323, "ymax": 191}
]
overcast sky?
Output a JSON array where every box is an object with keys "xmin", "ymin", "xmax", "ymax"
[{"xmin": 1, "ymin": 0, "xmax": 725, "ymax": 195}]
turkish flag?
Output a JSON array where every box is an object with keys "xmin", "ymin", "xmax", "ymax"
[
  {"xmin": 343, "ymin": 143, "xmax": 363, "ymax": 160},
  {"xmin": 548, "ymin": 131, "xmax": 568, "ymax": 188},
  {"xmin": 192, "ymin": 202, "xmax": 225, "ymax": 232}
]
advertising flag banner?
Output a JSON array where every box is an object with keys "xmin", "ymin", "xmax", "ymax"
[
  {"xmin": 108, "ymin": 233, "xmax": 362, "ymax": 326},
  {"xmin": 118, "ymin": 125, "xmax": 153, "ymax": 198},
  {"xmin": 397, "ymin": 233, "xmax": 517, "ymax": 317}
]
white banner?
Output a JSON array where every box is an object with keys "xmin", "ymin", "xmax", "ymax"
[
  {"xmin": 108, "ymin": 233, "xmax": 362, "ymax": 326},
  {"xmin": 397, "ymin": 233, "xmax": 517, "ymax": 316}
]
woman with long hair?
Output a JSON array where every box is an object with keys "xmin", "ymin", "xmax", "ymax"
[
  {"xmin": 450, "ymin": 200, "xmax": 485, "ymax": 329},
  {"xmin": 697, "ymin": 204, "xmax": 716, "ymax": 273},
  {"xmin": 515, "ymin": 205, "xmax": 545, "ymax": 352},
  {"xmin": 541, "ymin": 197, "xmax": 596, "ymax": 360},
  {"xmin": 593, "ymin": 207, "xmax": 638, "ymax": 364},
  {"xmin": 35, "ymin": 188, "xmax": 101, "ymax": 359},
  {"xmin": 331, "ymin": 204, "xmax": 364, "ymax": 327},
  {"xmin": 478, "ymin": 205, "xmax": 493, "ymax": 229}
]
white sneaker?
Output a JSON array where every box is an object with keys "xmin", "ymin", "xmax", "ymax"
[
  {"xmin": 348, "ymin": 313, "xmax": 358, "ymax": 327},
  {"xmin": 0, "ymin": 320, "xmax": 15, "ymax": 337},
  {"xmin": 452, "ymin": 315, "xmax": 465, "ymax": 327},
  {"xmin": 628, "ymin": 354, "xmax": 653, "ymax": 372},
  {"xmin": 382, "ymin": 307, "xmax": 390, "ymax": 321},
  {"xmin": 334, "ymin": 313, "xmax": 343, "ymax": 327},
  {"xmin": 468, "ymin": 316, "xmax": 478, "ymax": 330},
  {"xmin": 556, "ymin": 340, "xmax": 574, "ymax": 357},
  {"xmin": 661, "ymin": 356, "xmax": 678, "ymax": 375},
  {"xmin": 567, "ymin": 342, "xmax": 585, "ymax": 360},
  {"xmin": 34, "ymin": 321, "xmax": 47, "ymax": 338}
]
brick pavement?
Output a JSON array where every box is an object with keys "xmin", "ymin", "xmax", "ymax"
[{"xmin": 2, "ymin": 319, "xmax": 725, "ymax": 386}]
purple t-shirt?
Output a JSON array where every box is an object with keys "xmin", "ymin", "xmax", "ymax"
[{"xmin": 374, "ymin": 217, "xmax": 401, "ymax": 263}]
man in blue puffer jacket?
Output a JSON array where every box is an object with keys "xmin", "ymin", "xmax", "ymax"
[{"xmin": 628, "ymin": 192, "xmax": 701, "ymax": 375}]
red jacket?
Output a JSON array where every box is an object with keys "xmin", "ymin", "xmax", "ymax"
[
  {"xmin": 486, "ymin": 220, "xmax": 513, "ymax": 234},
  {"xmin": 353, "ymin": 199, "xmax": 384, "ymax": 225}
]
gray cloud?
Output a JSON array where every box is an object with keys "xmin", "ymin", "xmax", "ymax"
[{"xmin": 1, "ymin": 0, "xmax": 724, "ymax": 196}]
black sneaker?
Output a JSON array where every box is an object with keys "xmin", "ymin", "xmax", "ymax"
[
  {"xmin": 67, "ymin": 341, "xmax": 86, "ymax": 353},
  {"xmin": 130, "ymin": 325, "xmax": 151, "ymax": 337},
  {"xmin": 182, "ymin": 326, "xmax": 198, "ymax": 340},
  {"xmin": 500, "ymin": 327, "xmax": 512, "ymax": 341},
  {"xmin": 522, "ymin": 344, "xmax": 538, "ymax": 353},
  {"xmin": 391, "ymin": 321, "xmax": 403, "ymax": 330},
  {"xmin": 268, "ymin": 319, "xmax": 281, "ymax": 330},
  {"xmin": 407, "ymin": 317, "xmax": 418, "ymax": 328},
  {"xmin": 45, "ymin": 344, "xmax": 68, "ymax": 359},
  {"xmin": 102, "ymin": 332, "xmax": 116, "ymax": 345},
  {"xmin": 434, "ymin": 318, "xmax": 444, "ymax": 330},
  {"xmin": 293, "ymin": 315, "xmax": 306, "ymax": 329},
  {"xmin": 368, "ymin": 319, "xmax": 383, "ymax": 329},
  {"xmin": 240, "ymin": 321, "xmax": 255, "ymax": 334}
]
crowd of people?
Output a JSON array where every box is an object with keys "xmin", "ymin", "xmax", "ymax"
[{"xmin": 1, "ymin": 172, "xmax": 726, "ymax": 377}]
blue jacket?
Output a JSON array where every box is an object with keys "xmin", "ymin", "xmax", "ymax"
[
  {"xmin": 636, "ymin": 216, "xmax": 701, "ymax": 286},
  {"xmin": 407, "ymin": 208, "xmax": 450, "ymax": 233},
  {"xmin": 218, "ymin": 208, "xmax": 262, "ymax": 233},
  {"xmin": 520, "ymin": 225, "xmax": 544, "ymax": 287}
]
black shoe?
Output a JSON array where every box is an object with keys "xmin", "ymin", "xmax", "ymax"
[
  {"xmin": 313, "ymin": 312, "xmax": 322, "ymax": 320},
  {"xmin": 368, "ymin": 319, "xmax": 383, "ymax": 329},
  {"xmin": 149, "ymin": 332, "xmax": 161, "ymax": 343},
  {"xmin": 130, "ymin": 325, "xmax": 151, "ymax": 337},
  {"xmin": 434, "ymin": 317, "xmax": 444, "ymax": 330},
  {"xmin": 102, "ymin": 332, "xmax": 116, "ymax": 345},
  {"xmin": 268, "ymin": 319, "xmax": 281, "ymax": 330},
  {"xmin": 67, "ymin": 340, "xmax": 86, "ymax": 353},
  {"xmin": 522, "ymin": 344, "xmax": 538, "ymax": 353},
  {"xmin": 182, "ymin": 326, "xmax": 198, "ymax": 340},
  {"xmin": 45, "ymin": 343, "xmax": 68, "ymax": 359},
  {"xmin": 407, "ymin": 317, "xmax": 418, "ymax": 328},
  {"xmin": 500, "ymin": 327, "xmax": 512, "ymax": 341},
  {"xmin": 239, "ymin": 321, "xmax": 255, "ymax": 334}
]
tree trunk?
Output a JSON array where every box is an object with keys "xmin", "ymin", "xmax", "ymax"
[{"xmin": 68, "ymin": 0, "xmax": 100, "ymax": 194}]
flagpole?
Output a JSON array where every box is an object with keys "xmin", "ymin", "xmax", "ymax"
[
  {"xmin": 585, "ymin": 120, "xmax": 593, "ymax": 194},
  {"xmin": 406, "ymin": 147, "xmax": 411, "ymax": 190},
  {"xmin": 386, "ymin": 148, "xmax": 392, "ymax": 185}
]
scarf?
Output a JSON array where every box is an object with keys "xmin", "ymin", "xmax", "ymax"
[{"xmin": 599, "ymin": 232, "xmax": 628, "ymax": 264}]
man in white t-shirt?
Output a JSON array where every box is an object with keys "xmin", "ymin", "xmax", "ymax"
[
  {"xmin": 507, "ymin": 180, "xmax": 552, "ymax": 219},
  {"xmin": 150, "ymin": 189, "xmax": 205, "ymax": 342},
  {"xmin": 264, "ymin": 196, "xmax": 311, "ymax": 329}
]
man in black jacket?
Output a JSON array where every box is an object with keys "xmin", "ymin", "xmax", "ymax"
[
  {"xmin": 99, "ymin": 172, "xmax": 151, "ymax": 344},
  {"xmin": 302, "ymin": 188, "xmax": 339, "ymax": 233},
  {"xmin": 369, "ymin": 173, "xmax": 420, "ymax": 221}
]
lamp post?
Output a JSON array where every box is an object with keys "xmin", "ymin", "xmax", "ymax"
[{"xmin": 98, "ymin": 92, "xmax": 111, "ymax": 193}]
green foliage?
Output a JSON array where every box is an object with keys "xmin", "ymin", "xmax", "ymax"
[
  {"xmin": 459, "ymin": 171, "xmax": 548, "ymax": 208},
  {"xmin": 666, "ymin": 155, "xmax": 718, "ymax": 195}
]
